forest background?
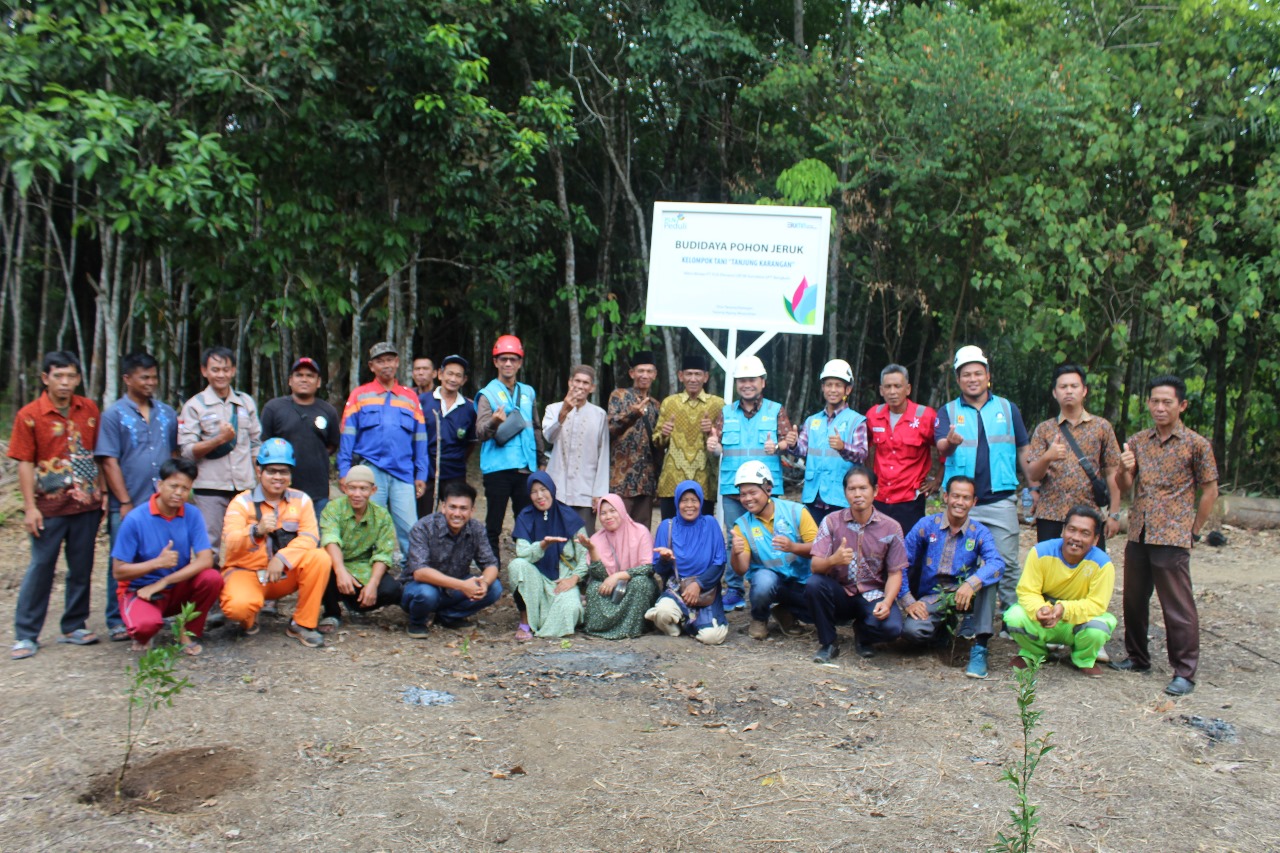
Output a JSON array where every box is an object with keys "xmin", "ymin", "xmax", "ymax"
[{"xmin": 1, "ymin": 0, "xmax": 1277, "ymax": 492}]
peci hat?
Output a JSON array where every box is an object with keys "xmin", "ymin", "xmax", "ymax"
[
  {"xmin": 290, "ymin": 356, "xmax": 323, "ymax": 377},
  {"xmin": 630, "ymin": 350, "xmax": 656, "ymax": 368},
  {"xmin": 345, "ymin": 464, "xmax": 376, "ymax": 485},
  {"xmin": 680, "ymin": 354, "xmax": 709, "ymax": 372},
  {"xmin": 368, "ymin": 341, "xmax": 398, "ymax": 360}
]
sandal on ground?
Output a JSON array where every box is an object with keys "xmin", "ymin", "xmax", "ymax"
[
  {"xmin": 515, "ymin": 623, "xmax": 533, "ymax": 642},
  {"xmin": 11, "ymin": 640, "xmax": 37, "ymax": 660},
  {"xmin": 317, "ymin": 616, "xmax": 341, "ymax": 634},
  {"xmin": 242, "ymin": 620, "xmax": 260, "ymax": 636},
  {"xmin": 57, "ymin": 629, "xmax": 100, "ymax": 646},
  {"xmin": 180, "ymin": 640, "xmax": 203, "ymax": 657},
  {"xmin": 109, "ymin": 626, "xmax": 131, "ymax": 642},
  {"xmin": 130, "ymin": 640, "xmax": 151, "ymax": 652}
]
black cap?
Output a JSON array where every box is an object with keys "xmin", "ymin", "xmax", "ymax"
[
  {"xmin": 290, "ymin": 357, "xmax": 323, "ymax": 378},
  {"xmin": 630, "ymin": 350, "xmax": 656, "ymax": 368},
  {"xmin": 681, "ymin": 354, "xmax": 709, "ymax": 372},
  {"xmin": 440, "ymin": 354, "xmax": 470, "ymax": 373}
]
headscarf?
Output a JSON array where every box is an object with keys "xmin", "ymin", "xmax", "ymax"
[
  {"xmin": 512, "ymin": 471, "xmax": 585, "ymax": 580},
  {"xmin": 591, "ymin": 494, "xmax": 654, "ymax": 576},
  {"xmin": 655, "ymin": 480, "xmax": 726, "ymax": 574}
]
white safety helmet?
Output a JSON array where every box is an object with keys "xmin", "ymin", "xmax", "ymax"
[
  {"xmin": 734, "ymin": 460, "xmax": 774, "ymax": 490},
  {"xmin": 819, "ymin": 358, "xmax": 854, "ymax": 384},
  {"xmin": 953, "ymin": 345, "xmax": 989, "ymax": 371},
  {"xmin": 733, "ymin": 354, "xmax": 767, "ymax": 379}
]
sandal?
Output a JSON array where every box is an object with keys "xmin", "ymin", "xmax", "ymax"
[
  {"xmin": 317, "ymin": 616, "xmax": 341, "ymax": 634},
  {"xmin": 11, "ymin": 639, "xmax": 37, "ymax": 660},
  {"xmin": 242, "ymin": 620, "xmax": 260, "ymax": 637},
  {"xmin": 515, "ymin": 623, "xmax": 533, "ymax": 642},
  {"xmin": 109, "ymin": 626, "xmax": 131, "ymax": 642},
  {"xmin": 180, "ymin": 640, "xmax": 203, "ymax": 657},
  {"xmin": 57, "ymin": 628, "xmax": 100, "ymax": 646}
]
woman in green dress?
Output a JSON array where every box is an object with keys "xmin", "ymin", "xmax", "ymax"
[{"xmin": 582, "ymin": 493, "xmax": 657, "ymax": 639}]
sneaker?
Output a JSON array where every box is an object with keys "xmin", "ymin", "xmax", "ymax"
[
  {"xmin": 317, "ymin": 616, "xmax": 342, "ymax": 634},
  {"xmin": 813, "ymin": 643, "xmax": 840, "ymax": 663},
  {"xmin": 965, "ymin": 645, "xmax": 990, "ymax": 679},
  {"xmin": 286, "ymin": 620, "xmax": 325, "ymax": 648},
  {"xmin": 748, "ymin": 619, "xmax": 769, "ymax": 641},
  {"xmin": 1094, "ymin": 647, "xmax": 1111, "ymax": 664},
  {"xmin": 855, "ymin": 639, "xmax": 876, "ymax": 659},
  {"xmin": 723, "ymin": 590, "xmax": 746, "ymax": 611},
  {"xmin": 260, "ymin": 599, "xmax": 280, "ymax": 618},
  {"xmin": 772, "ymin": 605, "xmax": 803, "ymax": 636},
  {"xmin": 406, "ymin": 623, "xmax": 430, "ymax": 640},
  {"xmin": 437, "ymin": 616, "xmax": 472, "ymax": 630},
  {"xmin": 206, "ymin": 605, "xmax": 226, "ymax": 629}
]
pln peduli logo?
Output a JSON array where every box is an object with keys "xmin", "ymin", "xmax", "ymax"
[{"xmin": 783, "ymin": 277, "xmax": 818, "ymax": 325}]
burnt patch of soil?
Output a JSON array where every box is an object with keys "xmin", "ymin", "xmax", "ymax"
[{"xmin": 82, "ymin": 745, "xmax": 256, "ymax": 814}]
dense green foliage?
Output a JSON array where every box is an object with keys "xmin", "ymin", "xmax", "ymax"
[{"xmin": 1, "ymin": 0, "xmax": 1277, "ymax": 488}]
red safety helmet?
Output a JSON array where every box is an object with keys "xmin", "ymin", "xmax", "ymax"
[{"xmin": 492, "ymin": 335, "xmax": 524, "ymax": 358}]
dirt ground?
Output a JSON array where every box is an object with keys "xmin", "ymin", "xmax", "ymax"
[{"xmin": 0, "ymin": 498, "xmax": 1277, "ymax": 853}]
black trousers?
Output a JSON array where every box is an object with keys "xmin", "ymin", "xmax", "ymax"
[
  {"xmin": 321, "ymin": 571, "xmax": 404, "ymax": 619},
  {"xmin": 804, "ymin": 573, "xmax": 904, "ymax": 648},
  {"xmin": 483, "ymin": 469, "xmax": 533, "ymax": 560}
]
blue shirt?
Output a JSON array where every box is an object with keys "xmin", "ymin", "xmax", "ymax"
[
  {"xmin": 421, "ymin": 390, "xmax": 477, "ymax": 481},
  {"xmin": 110, "ymin": 496, "xmax": 212, "ymax": 593},
  {"xmin": 95, "ymin": 395, "xmax": 178, "ymax": 511},
  {"xmin": 934, "ymin": 397, "xmax": 1028, "ymax": 504},
  {"xmin": 901, "ymin": 512, "xmax": 1004, "ymax": 605}
]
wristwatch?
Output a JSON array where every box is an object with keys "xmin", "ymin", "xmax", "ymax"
[{"xmin": 1109, "ymin": 512, "xmax": 1120, "ymax": 520}]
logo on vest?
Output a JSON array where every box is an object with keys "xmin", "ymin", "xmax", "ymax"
[
  {"xmin": 965, "ymin": 538, "xmax": 975, "ymax": 551},
  {"xmin": 995, "ymin": 411, "xmax": 1006, "ymax": 423},
  {"xmin": 909, "ymin": 417, "xmax": 921, "ymax": 429},
  {"xmin": 956, "ymin": 415, "xmax": 966, "ymax": 426}
]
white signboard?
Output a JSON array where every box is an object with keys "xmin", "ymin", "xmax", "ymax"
[{"xmin": 645, "ymin": 201, "xmax": 831, "ymax": 335}]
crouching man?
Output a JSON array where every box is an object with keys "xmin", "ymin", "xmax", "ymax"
[
  {"xmin": 401, "ymin": 481, "xmax": 502, "ymax": 638},
  {"xmin": 899, "ymin": 476, "xmax": 1004, "ymax": 678},
  {"xmin": 220, "ymin": 438, "xmax": 332, "ymax": 647},
  {"xmin": 1004, "ymin": 505, "xmax": 1116, "ymax": 677},
  {"xmin": 728, "ymin": 461, "xmax": 816, "ymax": 640},
  {"xmin": 112, "ymin": 458, "xmax": 223, "ymax": 654},
  {"xmin": 318, "ymin": 464, "xmax": 404, "ymax": 633}
]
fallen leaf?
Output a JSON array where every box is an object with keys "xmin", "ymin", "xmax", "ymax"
[
  {"xmin": 742, "ymin": 722, "xmax": 759, "ymax": 732},
  {"xmin": 870, "ymin": 811, "xmax": 886, "ymax": 818}
]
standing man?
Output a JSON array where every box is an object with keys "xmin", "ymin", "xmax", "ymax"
[
  {"xmin": 1025, "ymin": 364, "xmax": 1123, "ymax": 544},
  {"xmin": 934, "ymin": 346, "xmax": 1031, "ymax": 614},
  {"xmin": 421, "ymin": 354, "xmax": 477, "ymax": 513},
  {"xmin": 543, "ymin": 365, "xmax": 610, "ymax": 533},
  {"xmin": 899, "ymin": 476, "xmax": 1005, "ymax": 678},
  {"xmin": 707, "ymin": 354, "xmax": 796, "ymax": 611},
  {"xmin": 866, "ymin": 363, "xmax": 940, "ymax": 537},
  {"xmin": 178, "ymin": 346, "xmax": 262, "ymax": 563},
  {"xmin": 606, "ymin": 350, "xmax": 660, "ymax": 529},
  {"xmin": 260, "ymin": 357, "xmax": 340, "ymax": 515},
  {"xmin": 1111, "ymin": 375, "xmax": 1218, "ymax": 697},
  {"xmin": 9, "ymin": 352, "xmax": 104, "ymax": 660},
  {"xmin": 412, "ymin": 356, "xmax": 437, "ymax": 396},
  {"xmin": 96, "ymin": 351, "xmax": 178, "ymax": 642},
  {"xmin": 338, "ymin": 341, "xmax": 430, "ymax": 560},
  {"xmin": 786, "ymin": 359, "xmax": 867, "ymax": 526},
  {"xmin": 653, "ymin": 355, "xmax": 722, "ymax": 519},
  {"xmin": 475, "ymin": 334, "xmax": 543, "ymax": 560}
]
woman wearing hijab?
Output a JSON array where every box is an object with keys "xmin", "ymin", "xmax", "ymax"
[
  {"xmin": 508, "ymin": 472, "xmax": 588, "ymax": 640},
  {"xmin": 646, "ymin": 480, "xmax": 729, "ymax": 645},
  {"xmin": 582, "ymin": 494, "xmax": 658, "ymax": 639}
]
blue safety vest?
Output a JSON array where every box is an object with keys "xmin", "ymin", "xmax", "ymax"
[
  {"xmin": 718, "ymin": 399, "xmax": 783, "ymax": 496},
  {"xmin": 478, "ymin": 379, "xmax": 537, "ymax": 475},
  {"xmin": 733, "ymin": 498, "xmax": 811, "ymax": 581},
  {"xmin": 942, "ymin": 395, "xmax": 1018, "ymax": 492},
  {"xmin": 801, "ymin": 406, "xmax": 865, "ymax": 507}
]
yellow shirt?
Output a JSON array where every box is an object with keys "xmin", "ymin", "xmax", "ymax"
[
  {"xmin": 1016, "ymin": 540, "xmax": 1114, "ymax": 625},
  {"xmin": 653, "ymin": 391, "xmax": 725, "ymax": 498}
]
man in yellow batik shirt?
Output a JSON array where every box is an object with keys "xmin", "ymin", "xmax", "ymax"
[{"xmin": 653, "ymin": 355, "xmax": 724, "ymax": 520}]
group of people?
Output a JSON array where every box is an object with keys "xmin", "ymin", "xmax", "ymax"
[{"xmin": 8, "ymin": 338, "xmax": 1219, "ymax": 698}]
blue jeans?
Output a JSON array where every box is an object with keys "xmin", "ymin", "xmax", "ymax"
[
  {"xmin": 401, "ymin": 578, "xmax": 503, "ymax": 627},
  {"xmin": 746, "ymin": 568, "xmax": 812, "ymax": 623},
  {"xmin": 720, "ymin": 496, "xmax": 749, "ymax": 596},
  {"xmin": 313, "ymin": 497, "xmax": 329, "ymax": 518},
  {"xmin": 369, "ymin": 464, "xmax": 418, "ymax": 561},
  {"xmin": 14, "ymin": 510, "xmax": 102, "ymax": 641}
]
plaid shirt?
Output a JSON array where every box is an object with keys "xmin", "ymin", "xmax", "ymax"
[{"xmin": 403, "ymin": 514, "xmax": 498, "ymax": 582}]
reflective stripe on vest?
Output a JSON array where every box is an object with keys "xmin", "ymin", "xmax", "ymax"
[
  {"xmin": 718, "ymin": 399, "xmax": 784, "ymax": 495},
  {"xmin": 733, "ymin": 498, "xmax": 811, "ymax": 580},
  {"xmin": 942, "ymin": 395, "xmax": 1018, "ymax": 492},
  {"xmin": 801, "ymin": 406, "xmax": 866, "ymax": 507},
  {"xmin": 478, "ymin": 379, "xmax": 538, "ymax": 475}
]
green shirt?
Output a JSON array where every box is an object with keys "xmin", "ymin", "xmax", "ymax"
[{"xmin": 320, "ymin": 497, "xmax": 397, "ymax": 584}]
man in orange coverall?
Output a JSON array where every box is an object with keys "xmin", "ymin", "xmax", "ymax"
[{"xmin": 219, "ymin": 438, "xmax": 332, "ymax": 648}]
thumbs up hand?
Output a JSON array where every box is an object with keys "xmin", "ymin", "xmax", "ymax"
[
  {"xmin": 1049, "ymin": 432, "xmax": 1068, "ymax": 461},
  {"xmin": 833, "ymin": 536, "xmax": 854, "ymax": 565},
  {"xmin": 764, "ymin": 431, "xmax": 777, "ymax": 454},
  {"xmin": 783, "ymin": 425, "xmax": 800, "ymax": 451},
  {"xmin": 1120, "ymin": 442, "xmax": 1136, "ymax": 474},
  {"xmin": 661, "ymin": 415, "xmax": 675, "ymax": 437},
  {"xmin": 156, "ymin": 539, "xmax": 179, "ymax": 569},
  {"xmin": 827, "ymin": 429, "xmax": 844, "ymax": 451},
  {"xmin": 707, "ymin": 426, "xmax": 722, "ymax": 455}
]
